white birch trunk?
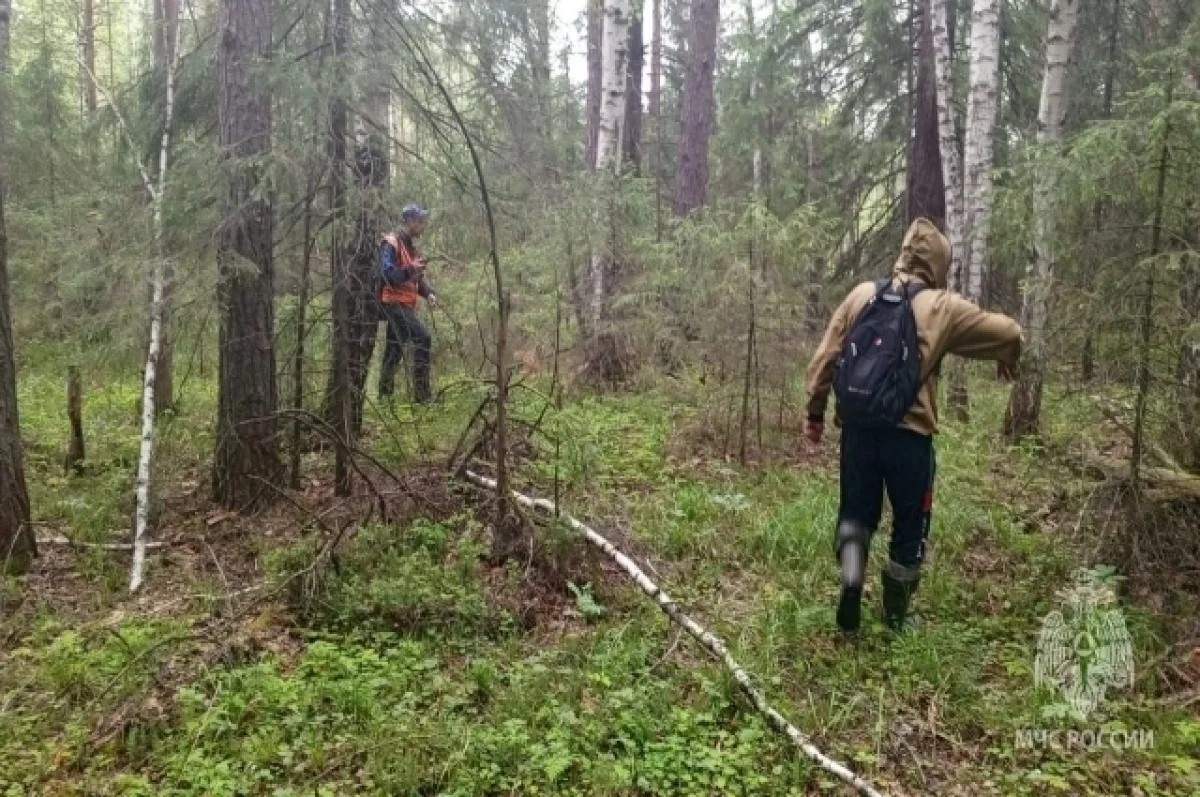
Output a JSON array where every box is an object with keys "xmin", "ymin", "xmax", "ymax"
[
  {"xmin": 930, "ymin": 0, "xmax": 963, "ymax": 290},
  {"xmin": 961, "ymin": 0, "xmax": 1000, "ymax": 303},
  {"xmin": 588, "ymin": 0, "xmax": 631, "ymax": 334},
  {"xmin": 130, "ymin": 7, "xmax": 182, "ymax": 593},
  {"xmin": 463, "ymin": 470, "xmax": 886, "ymax": 797},
  {"xmin": 1007, "ymin": 0, "xmax": 1081, "ymax": 436}
]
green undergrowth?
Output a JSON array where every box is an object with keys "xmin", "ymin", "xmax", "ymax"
[{"xmin": 3, "ymin": 358, "xmax": 1199, "ymax": 795}]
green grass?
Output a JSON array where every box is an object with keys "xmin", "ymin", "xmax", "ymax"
[{"xmin": 2, "ymin": 353, "xmax": 1198, "ymax": 796}]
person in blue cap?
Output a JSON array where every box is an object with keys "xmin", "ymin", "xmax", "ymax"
[{"xmin": 378, "ymin": 204, "xmax": 438, "ymax": 403}]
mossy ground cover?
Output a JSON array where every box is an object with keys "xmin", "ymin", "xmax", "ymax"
[{"xmin": 2, "ymin": 352, "xmax": 1197, "ymax": 796}]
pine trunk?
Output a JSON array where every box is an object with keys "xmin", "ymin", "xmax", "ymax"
[
  {"xmin": 623, "ymin": 0, "xmax": 644, "ymax": 171},
  {"xmin": 1081, "ymin": 0, "xmax": 1120, "ymax": 381},
  {"xmin": 649, "ymin": 0, "xmax": 663, "ymax": 239},
  {"xmin": 0, "ymin": 0, "xmax": 33, "ymax": 574},
  {"xmin": 81, "ymin": 0, "xmax": 96, "ymax": 122},
  {"xmin": 746, "ymin": 0, "xmax": 762, "ymax": 196},
  {"xmin": 1005, "ymin": 0, "xmax": 1081, "ymax": 440},
  {"xmin": 673, "ymin": 0, "xmax": 719, "ymax": 217},
  {"xmin": 213, "ymin": 0, "xmax": 280, "ymax": 510},
  {"xmin": 586, "ymin": 0, "xmax": 604, "ymax": 170},
  {"xmin": 328, "ymin": 0, "xmax": 352, "ymax": 496},
  {"xmin": 907, "ymin": 0, "xmax": 946, "ymax": 225}
]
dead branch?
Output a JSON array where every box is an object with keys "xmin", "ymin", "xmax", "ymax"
[
  {"xmin": 36, "ymin": 535, "xmax": 165, "ymax": 551},
  {"xmin": 462, "ymin": 470, "xmax": 886, "ymax": 797},
  {"xmin": 1094, "ymin": 398, "xmax": 1184, "ymax": 472}
]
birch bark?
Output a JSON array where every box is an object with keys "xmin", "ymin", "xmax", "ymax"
[
  {"xmin": 1005, "ymin": 0, "xmax": 1081, "ymax": 439},
  {"xmin": 130, "ymin": 4, "xmax": 182, "ymax": 592},
  {"xmin": 930, "ymin": 0, "xmax": 963, "ymax": 287},
  {"xmin": 962, "ymin": 0, "xmax": 1000, "ymax": 304},
  {"xmin": 587, "ymin": 0, "xmax": 631, "ymax": 339}
]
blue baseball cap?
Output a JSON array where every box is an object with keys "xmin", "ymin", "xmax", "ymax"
[{"xmin": 401, "ymin": 204, "xmax": 430, "ymax": 223}]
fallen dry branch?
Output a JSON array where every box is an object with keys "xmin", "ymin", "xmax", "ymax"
[
  {"xmin": 37, "ymin": 536, "xmax": 165, "ymax": 551},
  {"xmin": 1093, "ymin": 399, "xmax": 1182, "ymax": 471},
  {"xmin": 462, "ymin": 470, "xmax": 886, "ymax": 797},
  {"xmin": 1081, "ymin": 453, "xmax": 1200, "ymax": 499}
]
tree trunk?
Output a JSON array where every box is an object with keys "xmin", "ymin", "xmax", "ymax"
[
  {"xmin": 530, "ymin": 0, "xmax": 554, "ymax": 160},
  {"xmin": 1182, "ymin": 253, "xmax": 1200, "ymax": 469},
  {"xmin": 586, "ymin": 0, "xmax": 603, "ymax": 170},
  {"xmin": 65, "ymin": 365, "xmax": 84, "ymax": 474},
  {"xmin": 586, "ymin": 0, "xmax": 632, "ymax": 380},
  {"xmin": 650, "ymin": 0, "xmax": 663, "ymax": 239},
  {"xmin": 213, "ymin": 0, "xmax": 280, "ymax": 511},
  {"xmin": 907, "ymin": 0, "xmax": 946, "ymax": 225},
  {"xmin": 0, "ymin": 0, "xmax": 33, "ymax": 574},
  {"xmin": 931, "ymin": 0, "xmax": 962, "ymax": 286},
  {"xmin": 962, "ymin": 0, "xmax": 999, "ymax": 302},
  {"xmin": 291, "ymin": 171, "xmax": 314, "ymax": 490},
  {"xmin": 151, "ymin": 0, "xmax": 179, "ymax": 415},
  {"xmin": 346, "ymin": 159, "xmax": 384, "ymax": 435},
  {"xmin": 1130, "ymin": 84, "xmax": 1171, "ymax": 502},
  {"xmin": 746, "ymin": 0, "xmax": 762, "ymax": 196},
  {"xmin": 673, "ymin": 0, "xmax": 718, "ymax": 217},
  {"xmin": 1004, "ymin": 0, "xmax": 1081, "ymax": 440},
  {"xmin": 328, "ymin": 0, "xmax": 352, "ymax": 496},
  {"xmin": 1081, "ymin": 0, "xmax": 1120, "ymax": 381},
  {"xmin": 129, "ymin": 0, "xmax": 181, "ymax": 592},
  {"xmin": 81, "ymin": 0, "xmax": 96, "ymax": 122},
  {"xmin": 623, "ymin": 0, "xmax": 644, "ymax": 171}
]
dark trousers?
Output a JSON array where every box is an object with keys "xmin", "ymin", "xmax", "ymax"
[
  {"xmin": 838, "ymin": 426, "xmax": 936, "ymax": 569},
  {"xmin": 379, "ymin": 303, "xmax": 432, "ymax": 402}
]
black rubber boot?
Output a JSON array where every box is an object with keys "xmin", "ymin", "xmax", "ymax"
[
  {"xmin": 837, "ymin": 585, "xmax": 863, "ymax": 633},
  {"xmin": 881, "ymin": 568, "xmax": 920, "ymax": 632},
  {"xmin": 835, "ymin": 521, "xmax": 868, "ymax": 634}
]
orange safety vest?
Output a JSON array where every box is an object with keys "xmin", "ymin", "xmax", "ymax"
[{"xmin": 380, "ymin": 233, "xmax": 422, "ymax": 307}]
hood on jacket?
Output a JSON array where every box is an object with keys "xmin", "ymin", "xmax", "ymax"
[{"xmin": 892, "ymin": 217, "xmax": 951, "ymax": 289}]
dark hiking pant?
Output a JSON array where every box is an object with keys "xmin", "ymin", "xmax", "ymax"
[
  {"xmin": 379, "ymin": 303, "xmax": 432, "ymax": 403},
  {"xmin": 837, "ymin": 426, "xmax": 936, "ymax": 574}
]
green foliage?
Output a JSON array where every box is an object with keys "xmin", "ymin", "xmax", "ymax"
[{"xmin": 270, "ymin": 518, "xmax": 501, "ymax": 637}]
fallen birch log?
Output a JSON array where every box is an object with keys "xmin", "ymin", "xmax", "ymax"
[
  {"xmin": 463, "ymin": 470, "xmax": 886, "ymax": 797},
  {"xmin": 37, "ymin": 536, "xmax": 165, "ymax": 551}
]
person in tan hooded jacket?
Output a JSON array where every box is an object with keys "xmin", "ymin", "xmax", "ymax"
[{"xmin": 804, "ymin": 217, "xmax": 1022, "ymax": 633}]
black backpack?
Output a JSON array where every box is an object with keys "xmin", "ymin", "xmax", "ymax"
[{"xmin": 832, "ymin": 279, "xmax": 927, "ymax": 428}]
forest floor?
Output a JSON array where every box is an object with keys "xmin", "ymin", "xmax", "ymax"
[{"xmin": 2, "ymin": 349, "xmax": 1199, "ymax": 796}]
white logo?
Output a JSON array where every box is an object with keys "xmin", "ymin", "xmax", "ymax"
[{"xmin": 1034, "ymin": 568, "xmax": 1134, "ymax": 719}]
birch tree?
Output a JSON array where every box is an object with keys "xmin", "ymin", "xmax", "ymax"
[
  {"xmin": 1005, "ymin": 0, "xmax": 1081, "ymax": 439},
  {"xmin": 931, "ymin": 0, "xmax": 963, "ymax": 286},
  {"xmin": 122, "ymin": 0, "xmax": 183, "ymax": 592},
  {"xmin": 213, "ymin": 0, "xmax": 280, "ymax": 510},
  {"xmin": 151, "ymin": 0, "xmax": 179, "ymax": 413},
  {"xmin": 962, "ymin": 0, "xmax": 1000, "ymax": 303},
  {"xmin": 0, "ymin": 0, "xmax": 34, "ymax": 575},
  {"xmin": 585, "ymin": 0, "xmax": 631, "ymax": 378}
]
